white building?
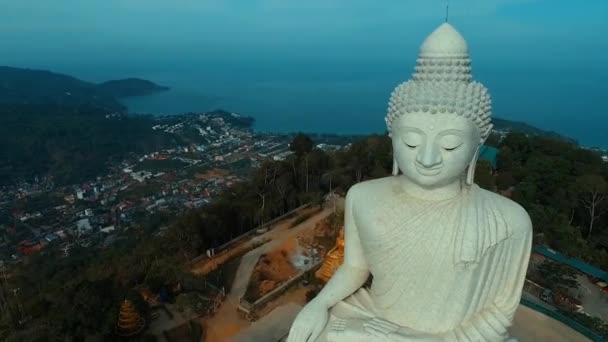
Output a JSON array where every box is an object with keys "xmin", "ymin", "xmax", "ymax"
[
  {"xmin": 132, "ymin": 171, "xmax": 153, "ymax": 182},
  {"xmin": 76, "ymin": 218, "xmax": 93, "ymax": 236},
  {"xmin": 100, "ymin": 226, "xmax": 116, "ymax": 234}
]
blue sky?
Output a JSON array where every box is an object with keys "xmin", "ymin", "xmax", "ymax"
[
  {"xmin": 1, "ymin": 0, "xmax": 606, "ymax": 66},
  {"xmin": 0, "ymin": 1, "xmax": 607, "ymax": 146}
]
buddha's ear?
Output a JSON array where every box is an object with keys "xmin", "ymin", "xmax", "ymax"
[
  {"xmin": 466, "ymin": 147, "xmax": 480, "ymax": 186},
  {"xmin": 392, "ymin": 157, "xmax": 399, "ymax": 176},
  {"xmin": 467, "ymin": 124, "xmax": 493, "ymax": 185}
]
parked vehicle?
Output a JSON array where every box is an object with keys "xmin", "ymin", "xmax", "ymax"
[{"xmin": 540, "ymin": 289, "xmax": 553, "ymax": 303}]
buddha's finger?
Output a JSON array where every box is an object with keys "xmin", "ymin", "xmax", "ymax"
[
  {"xmin": 369, "ymin": 322, "xmax": 394, "ymax": 334},
  {"xmin": 371, "ymin": 318, "xmax": 399, "ymax": 331},
  {"xmin": 290, "ymin": 328, "xmax": 303, "ymax": 342},
  {"xmin": 331, "ymin": 318, "xmax": 346, "ymax": 332},
  {"xmin": 301, "ymin": 330, "xmax": 312, "ymax": 342},
  {"xmin": 286, "ymin": 330, "xmax": 294, "ymax": 342},
  {"xmin": 366, "ymin": 327, "xmax": 389, "ymax": 340},
  {"xmin": 364, "ymin": 322, "xmax": 390, "ymax": 334},
  {"xmin": 302, "ymin": 330, "xmax": 313, "ymax": 342},
  {"xmin": 286, "ymin": 329, "xmax": 292, "ymax": 342}
]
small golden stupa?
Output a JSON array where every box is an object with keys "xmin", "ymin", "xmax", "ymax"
[
  {"xmin": 315, "ymin": 227, "xmax": 345, "ymax": 283},
  {"xmin": 115, "ymin": 299, "xmax": 145, "ymax": 337}
]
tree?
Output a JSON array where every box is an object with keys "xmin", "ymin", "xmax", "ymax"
[
  {"xmin": 575, "ymin": 174, "xmax": 608, "ymax": 239},
  {"xmin": 496, "ymin": 172, "xmax": 515, "ymax": 191},
  {"xmin": 528, "ymin": 204, "xmax": 585, "ymax": 257},
  {"xmin": 289, "ymin": 133, "xmax": 313, "ymax": 158},
  {"xmin": 537, "ymin": 260, "xmax": 580, "ymax": 292},
  {"xmin": 500, "ymin": 132, "xmax": 531, "ymax": 166},
  {"xmin": 474, "ymin": 160, "xmax": 495, "ymax": 191},
  {"xmin": 484, "ymin": 132, "xmax": 502, "ymax": 148},
  {"xmin": 290, "ymin": 134, "xmax": 314, "ymax": 192},
  {"xmin": 497, "ymin": 146, "xmax": 514, "ymax": 172}
]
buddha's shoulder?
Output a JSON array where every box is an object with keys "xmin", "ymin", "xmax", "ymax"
[
  {"xmin": 345, "ymin": 177, "xmax": 398, "ymax": 201},
  {"xmin": 476, "ymin": 186, "xmax": 532, "ymax": 236}
]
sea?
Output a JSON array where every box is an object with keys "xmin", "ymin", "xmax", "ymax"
[{"xmin": 75, "ymin": 60, "xmax": 608, "ymax": 149}]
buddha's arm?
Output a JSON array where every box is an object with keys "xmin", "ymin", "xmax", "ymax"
[
  {"xmin": 372, "ymin": 220, "xmax": 532, "ymax": 342},
  {"xmin": 442, "ymin": 219, "xmax": 533, "ymax": 342},
  {"xmin": 311, "ymin": 188, "xmax": 370, "ymax": 310}
]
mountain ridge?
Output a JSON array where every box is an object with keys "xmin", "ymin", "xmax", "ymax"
[{"xmin": 0, "ymin": 66, "xmax": 169, "ymax": 112}]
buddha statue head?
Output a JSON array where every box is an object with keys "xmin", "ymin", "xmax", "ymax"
[{"xmin": 386, "ymin": 23, "xmax": 493, "ymax": 189}]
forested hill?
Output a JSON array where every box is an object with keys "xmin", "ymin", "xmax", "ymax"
[
  {"xmin": 0, "ymin": 66, "xmax": 168, "ymax": 112},
  {"xmin": 0, "ymin": 103, "xmax": 177, "ymax": 186}
]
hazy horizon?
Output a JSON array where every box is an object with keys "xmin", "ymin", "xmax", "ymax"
[{"xmin": 1, "ymin": 0, "xmax": 607, "ymax": 147}]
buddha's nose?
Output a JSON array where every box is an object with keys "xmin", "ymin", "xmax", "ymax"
[{"xmin": 416, "ymin": 143, "xmax": 442, "ymax": 168}]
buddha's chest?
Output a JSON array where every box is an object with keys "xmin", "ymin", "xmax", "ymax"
[{"xmin": 354, "ymin": 206, "xmax": 457, "ymax": 276}]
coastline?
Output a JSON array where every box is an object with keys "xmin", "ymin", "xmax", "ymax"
[{"xmin": 121, "ymin": 88, "xmax": 607, "ymax": 151}]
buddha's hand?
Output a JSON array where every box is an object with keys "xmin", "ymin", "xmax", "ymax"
[
  {"xmin": 363, "ymin": 317, "xmax": 400, "ymax": 341},
  {"xmin": 287, "ymin": 300, "xmax": 329, "ymax": 342},
  {"xmin": 363, "ymin": 318, "xmax": 443, "ymax": 342}
]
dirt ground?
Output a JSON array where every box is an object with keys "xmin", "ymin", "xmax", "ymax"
[
  {"xmin": 244, "ymin": 239, "xmax": 299, "ymax": 301},
  {"xmin": 244, "ymin": 210, "xmax": 343, "ymax": 302}
]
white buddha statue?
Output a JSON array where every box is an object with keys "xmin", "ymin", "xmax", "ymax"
[{"xmin": 287, "ymin": 23, "xmax": 532, "ymax": 342}]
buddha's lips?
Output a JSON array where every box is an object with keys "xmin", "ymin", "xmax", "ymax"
[{"xmin": 415, "ymin": 164, "xmax": 443, "ymax": 176}]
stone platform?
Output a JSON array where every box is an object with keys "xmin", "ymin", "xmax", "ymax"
[{"xmin": 231, "ymin": 304, "xmax": 590, "ymax": 342}]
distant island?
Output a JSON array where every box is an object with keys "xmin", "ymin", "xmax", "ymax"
[{"xmin": 0, "ymin": 66, "xmax": 169, "ymax": 111}]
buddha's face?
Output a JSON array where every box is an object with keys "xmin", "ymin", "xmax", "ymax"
[{"xmin": 391, "ymin": 112, "xmax": 481, "ymax": 189}]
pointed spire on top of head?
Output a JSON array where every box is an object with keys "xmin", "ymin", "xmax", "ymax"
[{"xmin": 420, "ymin": 23, "xmax": 468, "ymax": 59}]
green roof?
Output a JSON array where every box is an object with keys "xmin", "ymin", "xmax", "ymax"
[
  {"xmin": 534, "ymin": 245, "xmax": 608, "ymax": 281},
  {"xmin": 479, "ymin": 145, "xmax": 498, "ymax": 169}
]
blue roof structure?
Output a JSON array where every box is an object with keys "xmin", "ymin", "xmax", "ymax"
[
  {"xmin": 533, "ymin": 245, "xmax": 608, "ymax": 281},
  {"xmin": 478, "ymin": 145, "xmax": 498, "ymax": 170}
]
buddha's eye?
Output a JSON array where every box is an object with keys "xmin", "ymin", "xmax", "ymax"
[
  {"xmin": 402, "ymin": 132, "xmax": 422, "ymax": 149},
  {"xmin": 439, "ymin": 134, "xmax": 463, "ymax": 152}
]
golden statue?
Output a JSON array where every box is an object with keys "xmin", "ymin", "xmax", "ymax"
[
  {"xmin": 316, "ymin": 227, "xmax": 345, "ymax": 283},
  {"xmin": 116, "ymin": 299, "xmax": 145, "ymax": 337}
]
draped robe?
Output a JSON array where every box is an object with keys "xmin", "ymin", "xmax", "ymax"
[{"xmin": 315, "ymin": 180, "xmax": 532, "ymax": 342}]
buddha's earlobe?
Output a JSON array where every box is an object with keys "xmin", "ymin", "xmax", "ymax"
[
  {"xmin": 467, "ymin": 125, "xmax": 492, "ymax": 185},
  {"xmin": 392, "ymin": 157, "xmax": 399, "ymax": 176},
  {"xmin": 465, "ymin": 147, "xmax": 480, "ymax": 185}
]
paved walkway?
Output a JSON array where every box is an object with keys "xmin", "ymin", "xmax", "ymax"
[{"xmin": 576, "ymin": 275, "xmax": 608, "ymax": 320}]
